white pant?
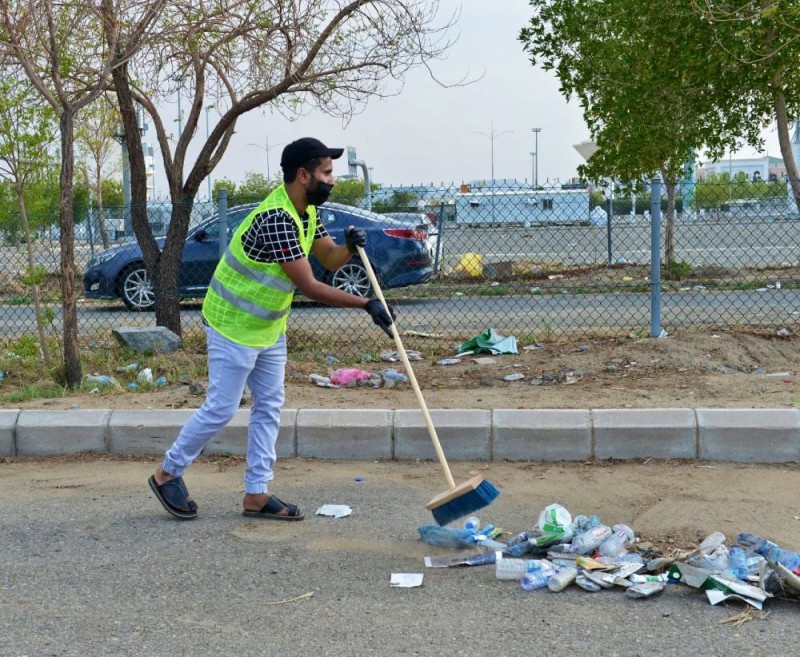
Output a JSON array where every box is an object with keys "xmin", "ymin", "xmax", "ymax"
[{"xmin": 162, "ymin": 326, "xmax": 287, "ymax": 494}]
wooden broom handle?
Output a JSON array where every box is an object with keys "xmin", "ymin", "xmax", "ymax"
[{"xmin": 356, "ymin": 244, "xmax": 456, "ymax": 489}]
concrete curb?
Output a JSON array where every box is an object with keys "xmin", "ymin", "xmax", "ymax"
[{"xmin": 2, "ymin": 407, "xmax": 800, "ymax": 464}]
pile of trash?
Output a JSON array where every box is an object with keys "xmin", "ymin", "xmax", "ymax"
[
  {"xmin": 309, "ymin": 367, "xmax": 409, "ymax": 389},
  {"xmin": 419, "ymin": 503, "xmax": 800, "ymax": 608}
]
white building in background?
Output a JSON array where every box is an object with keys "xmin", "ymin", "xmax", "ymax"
[
  {"xmin": 698, "ymin": 155, "xmax": 786, "ymax": 182},
  {"xmin": 144, "ymin": 142, "xmax": 156, "ymax": 199}
]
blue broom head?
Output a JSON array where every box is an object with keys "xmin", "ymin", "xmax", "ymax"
[{"xmin": 430, "ymin": 479, "xmax": 500, "ymax": 526}]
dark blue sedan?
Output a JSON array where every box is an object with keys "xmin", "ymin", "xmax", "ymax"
[{"xmin": 83, "ymin": 202, "xmax": 433, "ymax": 311}]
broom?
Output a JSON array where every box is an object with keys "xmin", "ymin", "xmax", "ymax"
[{"xmin": 356, "ymin": 244, "xmax": 500, "ymax": 525}]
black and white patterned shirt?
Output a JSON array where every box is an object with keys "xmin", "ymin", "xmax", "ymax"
[{"xmin": 241, "ymin": 208, "xmax": 328, "ymax": 263}]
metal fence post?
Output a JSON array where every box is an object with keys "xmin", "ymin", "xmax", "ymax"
[
  {"xmin": 434, "ymin": 203, "xmax": 445, "ymax": 274},
  {"xmin": 218, "ymin": 189, "xmax": 228, "ymax": 258},
  {"xmin": 650, "ymin": 177, "xmax": 662, "ymax": 338},
  {"xmin": 606, "ymin": 195, "xmax": 613, "ymax": 266}
]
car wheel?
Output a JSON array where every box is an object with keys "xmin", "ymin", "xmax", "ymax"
[
  {"xmin": 119, "ymin": 264, "xmax": 155, "ymax": 311},
  {"xmin": 330, "ymin": 258, "xmax": 375, "ymax": 297}
]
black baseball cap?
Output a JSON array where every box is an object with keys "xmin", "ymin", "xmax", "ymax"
[{"xmin": 280, "ymin": 137, "xmax": 344, "ymax": 170}]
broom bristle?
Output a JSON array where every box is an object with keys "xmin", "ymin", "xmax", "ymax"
[{"xmin": 428, "ymin": 477, "xmax": 500, "ymax": 526}]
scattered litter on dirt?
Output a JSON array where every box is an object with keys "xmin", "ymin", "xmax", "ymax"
[
  {"xmin": 315, "ymin": 504, "xmax": 352, "ymax": 518},
  {"xmin": 390, "ymin": 573, "xmax": 424, "ymax": 588}
]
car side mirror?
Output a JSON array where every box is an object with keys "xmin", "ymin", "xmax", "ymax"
[{"xmin": 194, "ymin": 228, "xmax": 207, "ymax": 242}]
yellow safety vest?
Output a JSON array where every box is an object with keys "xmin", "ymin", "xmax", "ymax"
[{"xmin": 202, "ymin": 185, "xmax": 317, "ymax": 347}]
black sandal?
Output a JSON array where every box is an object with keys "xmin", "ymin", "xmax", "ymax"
[
  {"xmin": 242, "ymin": 495, "xmax": 304, "ymax": 521},
  {"xmin": 148, "ymin": 475, "xmax": 199, "ymax": 520}
]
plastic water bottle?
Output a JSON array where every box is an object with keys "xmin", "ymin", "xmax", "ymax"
[
  {"xmin": 746, "ymin": 555, "xmax": 767, "ymax": 576},
  {"xmin": 698, "ymin": 531, "xmax": 726, "ymax": 555},
  {"xmin": 520, "ymin": 570, "xmax": 551, "ymax": 591},
  {"xmin": 503, "ymin": 540, "xmax": 533, "ymax": 558},
  {"xmin": 85, "ymin": 374, "xmax": 113, "ymax": 386},
  {"xmin": 570, "ymin": 525, "xmax": 613, "ymax": 554},
  {"xmin": 598, "ymin": 524, "xmax": 635, "ymax": 558},
  {"xmin": 505, "ymin": 531, "xmax": 531, "ymax": 547},
  {"xmin": 548, "ymin": 566, "xmax": 578, "ymax": 592},
  {"xmin": 689, "ymin": 545, "xmax": 730, "ymax": 572},
  {"xmin": 737, "ymin": 533, "xmax": 800, "ymax": 572},
  {"xmin": 729, "ymin": 546, "xmax": 748, "ymax": 580},
  {"xmin": 495, "ymin": 558, "xmax": 553, "ymax": 581},
  {"xmin": 464, "ymin": 516, "xmax": 480, "ymax": 531},
  {"xmin": 576, "ymin": 575, "xmax": 602, "ymax": 592}
]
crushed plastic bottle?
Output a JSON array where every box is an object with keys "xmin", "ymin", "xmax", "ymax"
[
  {"xmin": 520, "ymin": 570, "xmax": 551, "ymax": 591},
  {"xmin": 309, "ymin": 373, "xmax": 337, "ymax": 388},
  {"xmin": 575, "ymin": 575, "xmax": 602, "ymax": 592},
  {"xmin": 566, "ymin": 525, "xmax": 613, "ymax": 555},
  {"xmin": 729, "ymin": 546, "xmax": 748, "ymax": 580},
  {"xmin": 598, "ymin": 524, "xmax": 635, "ymax": 558},
  {"xmin": 495, "ymin": 558, "xmax": 553, "ymax": 581},
  {"xmin": 85, "ymin": 374, "xmax": 114, "ymax": 387},
  {"xmin": 688, "ymin": 545, "xmax": 730, "ymax": 573},
  {"xmin": 698, "ymin": 531, "xmax": 726, "ymax": 555},
  {"xmin": 548, "ymin": 566, "xmax": 578, "ymax": 592},
  {"xmin": 154, "ymin": 375, "xmax": 167, "ymax": 387},
  {"xmin": 736, "ymin": 532, "xmax": 800, "ymax": 573}
]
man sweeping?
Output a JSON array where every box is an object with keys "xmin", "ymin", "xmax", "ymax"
[{"xmin": 148, "ymin": 137, "xmax": 396, "ymax": 521}]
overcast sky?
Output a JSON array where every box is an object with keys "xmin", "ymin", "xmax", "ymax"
[{"xmin": 149, "ymin": 0, "xmax": 786, "ymax": 199}]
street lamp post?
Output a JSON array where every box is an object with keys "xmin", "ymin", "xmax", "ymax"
[
  {"xmin": 205, "ymin": 104, "xmax": 214, "ymax": 199},
  {"xmin": 473, "ymin": 122, "xmax": 512, "ymax": 223},
  {"xmin": 172, "ymin": 74, "xmax": 185, "ymax": 138},
  {"xmin": 248, "ymin": 135, "xmax": 283, "ymax": 181},
  {"xmin": 529, "ymin": 152, "xmax": 535, "ymax": 187},
  {"xmin": 531, "ymin": 128, "xmax": 542, "ymax": 188}
]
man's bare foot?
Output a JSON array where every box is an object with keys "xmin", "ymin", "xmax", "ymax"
[
  {"xmin": 153, "ymin": 466, "xmax": 195, "ymax": 504},
  {"xmin": 153, "ymin": 465, "xmax": 175, "ymax": 487}
]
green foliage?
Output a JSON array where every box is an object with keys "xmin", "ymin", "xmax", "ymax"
[
  {"xmin": 665, "ymin": 260, "xmax": 693, "ymax": 281},
  {"xmin": 101, "ymin": 179, "xmax": 124, "ymax": 206},
  {"xmin": 20, "ymin": 266, "xmax": 47, "ymax": 287},
  {"xmin": 372, "ymin": 190, "xmax": 420, "ymax": 213},
  {"xmin": 329, "ymin": 178, "xmax": 367, "ymax": 206},
  {"xmin": 519, "ymin": 0, "xmax": 769, "ymax": 182}
]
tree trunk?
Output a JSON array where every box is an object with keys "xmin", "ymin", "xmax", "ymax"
[
  {"xmin": 15, "ymin": 181, "xmax": 51, "ymax": 364},
  {"xmin": 660, "ymin": 169, "xmax": 676, "ymax": 266},
  {"xmin": 95, "ymin": 166, "xmax": 110, "ymax": 249},
  {"xmin": 58, "ymin": 108, "xmax": 82, "ymax": 388},
  {"xmin": 110, "ymin": 59, "xmax": 160, "ymax": 304},
  {"xmin": 760, "ymin": 0, "xmax": 800, "ymax": 213},
  {"xmin": 773, "ymin": 91, "xmax": 800, "ymax": 213},
  {"xmin": 153, "ymin": 199, "xmax": 192, "ymax": 335}
]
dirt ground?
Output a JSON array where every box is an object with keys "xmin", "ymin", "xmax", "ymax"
[{"xmin": 11, "ymin": 328, "xmax": 800, "ymax": 411}]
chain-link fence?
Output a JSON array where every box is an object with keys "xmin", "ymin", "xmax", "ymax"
[{"xmin": 1, "ymin": 178, "xmax": 798, "ymax": 352}]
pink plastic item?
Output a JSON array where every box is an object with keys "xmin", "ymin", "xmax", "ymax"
[{"xmin": 330, "ymin": 368, "xmax": 372, "ymax": 386}]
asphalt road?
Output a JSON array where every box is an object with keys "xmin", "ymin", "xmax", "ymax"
[
  {"xmin": 0, "ymin": 288, "xmax": 796, "ymax": 339},
  {"xmin": 1, "ymin": 458, "xmax": 798, "ymax": 656}
]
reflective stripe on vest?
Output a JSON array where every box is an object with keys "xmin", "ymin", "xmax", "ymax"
[
  {"xmin": 208, "ymin": 278, "xmax": 291, "ymax": 322},
  {"xmin": 222, "ymin": 250, "xmax": 296, "ymax": 294}
]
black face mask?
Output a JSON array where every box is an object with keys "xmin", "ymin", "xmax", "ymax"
[{"xmin": 306, "ymin": 177, "xmax": 334, "ymax": 206}]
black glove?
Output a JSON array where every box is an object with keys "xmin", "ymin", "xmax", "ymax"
[
  {"xmin": 364, "ymin": 298, "xmax": 396, "ymax": 337},
  {"xmin": 344, "ymin": 226, "xmax": 367, "ymax": 253}
]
